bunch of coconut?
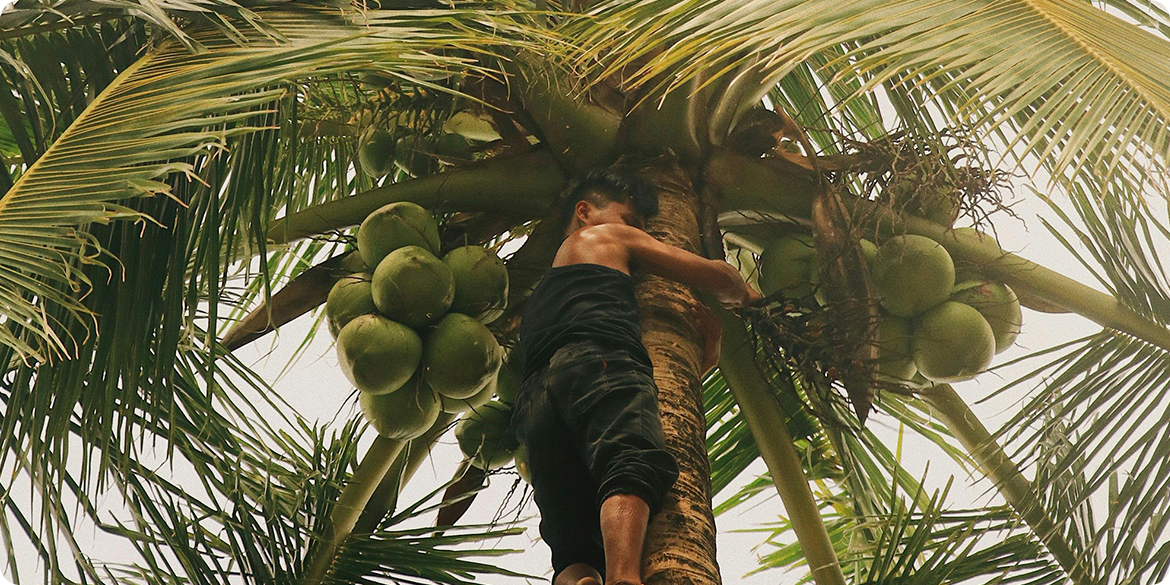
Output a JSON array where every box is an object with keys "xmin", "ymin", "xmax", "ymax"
[
  {"xmin": 452, "ymin": 356, "xmax": 528, "ymax": 475},
  {"xmin": 358, "ymin": 113, "xmax": 501, "ymax": 180},
  {"xmin": 325, "ymin": 201, "xmax": 514, "ymax": 444},
  {"xmin": 757, "ymin": 232, "xmax": 1023, "ymax": 384}
]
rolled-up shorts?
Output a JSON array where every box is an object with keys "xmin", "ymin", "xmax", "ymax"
[{"xmin": 510, "ymin": 340, "xmax": 679, "ymax": 580}]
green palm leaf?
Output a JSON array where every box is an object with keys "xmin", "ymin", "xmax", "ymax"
[
  {"xmin": 566, "ymin": 0, "xmax": 1170, "ymax": 192},
  {"xmin": 0, "ymin": 6, "xmax": 529, "ymax": 363}
]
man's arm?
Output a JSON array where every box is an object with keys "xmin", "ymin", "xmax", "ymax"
[{"xmin": 615, "ymin": 224, "xmax": 760, "ymax": 308}]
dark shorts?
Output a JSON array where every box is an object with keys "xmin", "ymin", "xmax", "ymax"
[{"xmin": 510, "ymin": 340, "xmax": 679, "ymax": 580}]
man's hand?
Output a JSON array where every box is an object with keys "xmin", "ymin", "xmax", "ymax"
[{"xmin": 719, "ymin": 281, "xmax": 764, "ymax": 310}]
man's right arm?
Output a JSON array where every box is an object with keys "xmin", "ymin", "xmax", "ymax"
[{"xmin": 615, "ymin": 225, "xmax": 759, "ymax": 308}]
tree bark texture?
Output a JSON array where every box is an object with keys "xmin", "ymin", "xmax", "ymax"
[{"xmin": 630, "ymin": 158, "xmax": 721, "ymax": 585}]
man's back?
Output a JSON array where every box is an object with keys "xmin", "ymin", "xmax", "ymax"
[{"xmin": 518, "ymin": 262, "xmax": 651, "ymax": 382}]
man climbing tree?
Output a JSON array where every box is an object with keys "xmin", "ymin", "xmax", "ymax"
[{"xmin": 511, "ymin": 169, "xmax": 762, "ymax": 585}]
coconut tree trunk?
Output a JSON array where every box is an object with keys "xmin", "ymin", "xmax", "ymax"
[{"xmin": 630, "ymin": 157, "xmax": 721, "ymax": 585}]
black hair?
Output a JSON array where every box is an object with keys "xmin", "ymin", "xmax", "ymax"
[{"xmin": 562, "ymin": 169, "xmax": 658, "ymax": 227}]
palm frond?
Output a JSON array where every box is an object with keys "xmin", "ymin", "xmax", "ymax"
[
  {"xmin": 751, "ymin": 477, "xmax": 1066, "ymax": 585},
  {"xmin": 566, "ymin": 0, "xmax": 1170, "ymax": 195},
  {"xmin": 982, "ymin": 180, "xmax": 1170, "ymax": 583},
  {"xmin": 0, "ymin": 0, "xmax": 274, "ymax": 50},
  {"xmin": 0, "ymin": 16, "xmax": 151, "ymax": 169},
  {"xmin": 992, "ymin": 331, "xmax": 1170, "ymax": 583},
  {"xmin": 0, "ymin": 5, "xmax": 530, "ymax": 363}
]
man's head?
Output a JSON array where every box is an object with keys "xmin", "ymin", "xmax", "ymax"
[{"xmin": 562, "ymin": 169, "xmax": 658, "ymax": 234}]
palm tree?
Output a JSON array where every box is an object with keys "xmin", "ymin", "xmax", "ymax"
[{"xmin": 3, "ymin": 0, "xmax": 1170, "ymax": 583}]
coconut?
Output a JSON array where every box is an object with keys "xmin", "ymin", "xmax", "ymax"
[
  {"xmin": 873, "ymin": 235, "xmax": 955, "ymax": 317},
  {"xmin": 915, "ymin": 185, "xmax": 960, "ymax": 227},
  {"xmin": 513, "ymin": 443, "xmax": 532, "ymax": 483},
  {"xmin": 339, "ymin": 251, "xmax": 368, "ymax": 274},
  {"xmin": 359, "ymin": 129, "xmax": 395, "ymax": 179},
  {"xmin": 494, "ymin": 360, "xmax": 519, "ymax": 405},
  {"xmin": 336, "ymin": 314, "xmax": 423, "ymax": 395},
  {"xmin": 371, "ymin": 246, "xmax": 455, "ymax": 328},
  {"xmin": 874, "ymin": 313, "xmax": 917, "ymax": 382},
  {"xmin": 360, "ymin": 373, "xmax": 441, "ymax": 440},
  {"xmin": 443, "ymin": 246, "xmax": 509, "ymax": 323},
  {"xmin": 439, "ymin": 376, "xmax": 496, "ymax": 414},
  {"xmin": 442, "ymin": 111, "xmax": 503, "ymax": 142},
  {"xmin": 759, "ymin": 234, "xmax": 816, "ymax": 298},
  {"xmin": 812, "ymin": 238, "xmax": 877, "ymax": 306},
  {"xmin": 951, "ymin": 280, "xmax": 1022, "ymax": 353},
  {"xmin": 357, "ymin": 201, "xmax": 441, "ymax": 269},
  {"xmin": 455, "ymin": 400, "xmax": 519, "ymax": 470},
  {"xmin": 325, "ymin": 273, "xmax": 377, "ymax": 338},
  {"xmin": 911, "ymin": 301, "xmax": 996, "ymax": 382},
  {"xmin": 422, "ymin": 313, "xmax": 502, "ymax": 399},
  {"xmin": 433, "ymin": 133, "xmax": 473, "ymax": 159}
]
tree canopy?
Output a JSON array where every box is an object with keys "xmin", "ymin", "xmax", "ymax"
[{"xmin": 2, "ymin": 0, "xmax": 1170, "ymax": 583}]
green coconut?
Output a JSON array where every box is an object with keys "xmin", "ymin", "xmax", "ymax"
[
  {"xmin": 339, "ymin": 251, "xmax": 368, "ymax": 274},
  {"xmin": 443, "ymin": 246, "xmax": 509, "ymax": 323},
  {"xmin": 336, "ymin": 314, "xmax": 423, "ymax": 395},
  {"xmin": 812, "ymin": 238, "xmax": 877, "ymax": 306},
  {"xmin": 513, "ymin": 443, "xmax": 532, "ymax": 483},
  {"xmin": 357, "ymin": 201, "xmax": 441, "ymax": 268},
  {"xmin": 494, "ymin": 360, "xmax": 519, "ymax": 405},
  {"xmin": 422, "ymin": 313, "xmax": 502, "ymax": 399},
  {"xmin": 442, "ymin": 111, "xmax": 503, "ymax": 142},
  {"xmin": 439, "ymin": 376, "xmax": 496, "ymax": 414},
  {"xmin": 325, "ymin": 273, "xmax": 377, "ymax": 338},
  {"xmin": 951, "ymin": 280, "xmax": 1022, "ymax": 353},
  {"xmin": 873, "ymin": 235, "xmax": 955, "ymax": 317},
  {"xmin": 433, "ymin": 133, "xmax": 473, "ymax": 159},
  {"xmin": 455, "ymin": 400, "xmax": 519, "ymax": 470},
  {"xmin": 911, "ymin": 301, "xmax": 996, "ymax": 383},
  {"xmin": 359, "ymin": 129, "xmax": 395, "ymax": 179},
  {"xmin": 874, "ymin": 313, "xmax": 917, "ymax": 382},
  {"xmin": 371, "ymin": 246, "xmax": 455, "ymax": 328},
  {"xmin": 887, "ymin": 167, "xmax": 960, "ymax": 227},
  {"xmin": 915, "ymin": 185, "xmax": 960, "ymax": 227},
  {"xmin": 759, "ymin": 234, "xmax": 816, "ymax": 298},
  {"xmin": 360, "ymin": 373, "xmax": 441, "ymax": 440}
]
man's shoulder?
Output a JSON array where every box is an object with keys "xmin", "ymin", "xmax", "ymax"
[{"xmin": 572, "ymin": 223, "xmax": 639, "ymax": 240}]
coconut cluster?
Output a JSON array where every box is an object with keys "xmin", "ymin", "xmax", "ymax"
[
  {"xmin": 358, "ymin": 112, "xmax": 501, "ymax": 180},
  {"xmin": 326, "ymin": 201, "xmax": 516, "ymax": 447},
  {"xmin": 758, "ymin": 231, "xmax": 1023, "ymax": 384}
]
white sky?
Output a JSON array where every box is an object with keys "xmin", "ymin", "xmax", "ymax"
[{"xmin": 3, "ymin": 1, "xmax": 1170, "ymax": 584}]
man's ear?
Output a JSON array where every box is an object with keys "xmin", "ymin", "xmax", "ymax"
[{"xmin": 574, "ymin": 199, "xmax": 593, "ymax": 223}]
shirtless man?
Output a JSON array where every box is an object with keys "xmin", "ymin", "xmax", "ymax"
[{"xmin": 511, "ymin": 169, "xmax": 761, "ymax": 585}]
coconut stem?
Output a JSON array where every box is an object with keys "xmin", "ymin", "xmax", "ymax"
[
  {"xmin": 922, "ymin": 384, "xmax": 1093, "ymax": 583},
  {"xmin": 715, "ymin": 307, "xmax": 847, "ymax": 585},
  {"xmin": 353, "ymin": 412, "xmax": 457, "ymax": 534},
  {"xmin": 302, "ymin": 435, "xmax": 406, "ymax": 585},
  {"xmin": 503, "ymin": 59, "xmax": 623, "ymax": 172},
  {"xmin": 268, "ymin": 149, "xmax": 564, "ymax": 246},
  {"xmin": 220, "ymin": 252, "xmax": 353, "ymax": 351}
]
